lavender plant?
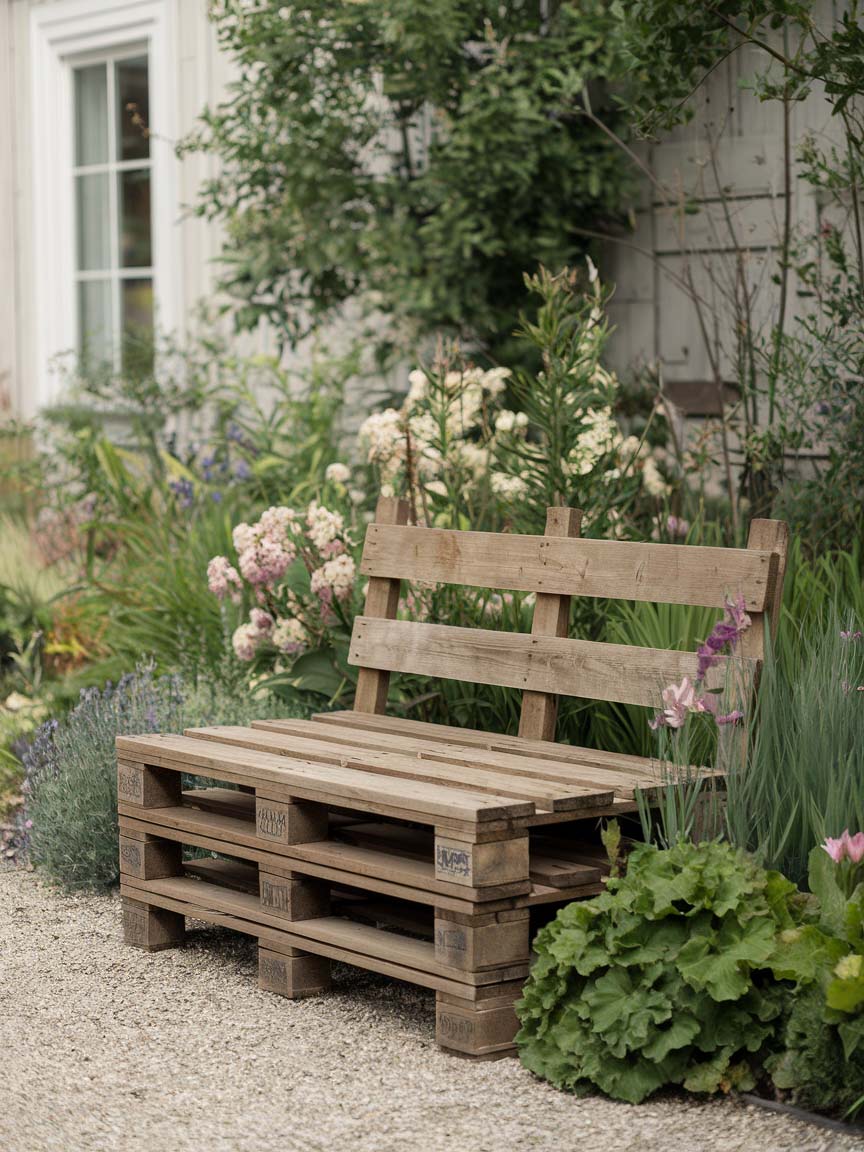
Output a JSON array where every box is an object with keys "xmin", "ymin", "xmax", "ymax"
[{"xmin": 23, "ymin": 663, "xmax": 294, "ymax": 889}]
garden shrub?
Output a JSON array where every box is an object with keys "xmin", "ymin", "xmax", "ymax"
[
  {"xmin": 770, "ymin": 838, "xmax": 864, "ymax": 1119},
  {"xmin": 184, "ymin": 1, "xmax": 633, "ymax": 355},
  {"xmin": 516, "ymin": 838, "xmax": 809, "ymax": 1104},
  {"xmin": 772, "ymin": 985, "xmax": 864, "ymax": 1119},
  {"xmin": 23, "ymin": 663, "xmax": 301, "ymax": 890}
]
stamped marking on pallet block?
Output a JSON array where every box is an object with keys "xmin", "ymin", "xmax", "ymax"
[
  {"xmin": 435, "ymin": 995, "xmax": 520, "ymax": 1055},
  {"xmin": 255, "ymin": 797, "xmax": 328, "ymax": 846},
  {"xmin": 434, "ymin": 834, "xmax": 529, "ymax": 888},
  {"xmin": 259, "ymin": 873, "xmax": 330, "ymax": 920},
  {"xmin": 120, "ymin": 840, "xmax": 142, "ymax": 869},
  {"xmin": 122, "ymin": 898, "xmax": 185, "ymax": 951},
  {"xmin": 122, "ymin": 902, "xmax": 148, "ymax": 945},
  {"xmin": 258, "ymin": 946, "xmax": 331, "ymax": 998},
  {"xmin": 119, "ymin": 835, "xmax": 182, "ymax": 880},
  {"xmin": 117, "ymin": 761, "xmax": 180, "ymax": 808},
  {"xmin": 434, "ymin": 912, "xmax": 530, "ymax": 971}
]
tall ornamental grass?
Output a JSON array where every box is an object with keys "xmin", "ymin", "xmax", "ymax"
[{"xmin": 725, "ymin": 614, "xmax": 864, "ymax": 887}]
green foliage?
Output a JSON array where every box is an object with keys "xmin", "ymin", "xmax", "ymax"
[
  {"xmin": 10, "ymin": 339, "xmax": 352, "ymax": 691},
  {"xmin": 183, "ymin": 1, "xmax": 633, "ymax": 354},
  {"xmin": 724, "ymin": 614, "xmax": 864, "ymax": 887},
  {"xmin": 516, "ymin": 839, "xmax": 807, "ymax": 1103},
  {"xmin": 772, "ymin": 986, "xmax": 864, "ymax": 1120},
  {"xmin": 24, "ymin": 664, "xmax": 301, "ymax": 890},
  {"xmin": 770, "ymin": 847, "xmax": 864, "ymax": 1118}
]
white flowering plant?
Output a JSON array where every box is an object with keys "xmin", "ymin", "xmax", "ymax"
[
  {"xmin": 358, "ymin": 264, "xmax": 675, "ymax": 539},
  {"xmin": 206, "ymin": 495, "xmax": 361, "ymax": 700}
]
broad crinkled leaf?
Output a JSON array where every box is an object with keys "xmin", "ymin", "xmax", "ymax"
[{"xmin": 678, "ymin": 916, "xmax": 777, "ymax": 1001}]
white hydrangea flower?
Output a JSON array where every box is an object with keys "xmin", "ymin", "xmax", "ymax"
[
  {"xmin": 306, "ymin": 500, "xmax": 345, "ymax": 551},
  {"xmin": 325, "ymin": 462, "xmax": 351, "ymax": 484},
  {"xmin": 272, "ymin": 616, "xmax": 306, "ymax": 654},
  {"xmin": 491, "ymin": 472, "xmax": 528, "ymax": 498},
  {"xmin": 642, "ymin": 457, "xmax": 669, "ymax": 497}
]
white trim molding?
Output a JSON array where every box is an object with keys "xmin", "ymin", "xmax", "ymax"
[{"xmin": 30, "ymin": 0, "xmax": 179, "ymax": 408}]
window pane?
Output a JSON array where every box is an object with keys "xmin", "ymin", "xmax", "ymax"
[
  {"xmin": 122, "ymin": 278, "xmax": 154, "ymax": 376},
  {"xmin": 116, "ymin": 56, "xmax": 150, "ymax": 161},
  {"xmin": 74, "ymin": 64, "xmax": 108, "ymax": 166},
  {"xmin": 75, "ymin": 173, "xmax": 110, "ymax": 271},
  {"xmin": 78, "ymin": 280, "xmax": 113, "ymax": 371},
  {"xmin": 119, "ymin": 169, "xmax": 152, "ymax": 267}
]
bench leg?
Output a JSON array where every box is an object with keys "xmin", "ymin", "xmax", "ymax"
[
  {"xmin": 258, "ymin": 869, "xmax": 331, "ymax": 998},
  {"xmin": 258, "ymin": 945, "xmax": 331, "ymax": 999},
  {"xmin": 122, "ymin": 897, "xmax": 185, "ymax": 952},
  {"xmin": 435, "ymin": 990, "xmax": 520, "ymax": 1060}
]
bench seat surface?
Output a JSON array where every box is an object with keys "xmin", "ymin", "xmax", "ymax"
[{"xmin": 118, "ymin": 710, "xmax": 698, "ymax": 831}]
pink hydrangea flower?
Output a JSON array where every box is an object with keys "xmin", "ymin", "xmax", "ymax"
[
  {"xmin": 207, "ymin": 556, "xmax": 242, "ymax": 603},
  {"xmin": 232, "ymin": 623, "xmax": 259, "ymax": 662},
  {"xmin": 249, "ymin": 608, "xmax": 274, "ymax": 635}
]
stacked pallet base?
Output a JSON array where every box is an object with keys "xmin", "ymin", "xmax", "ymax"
[{"xmin": 117, "ymin": 713, "xmax": 649, "ymax": 1058}]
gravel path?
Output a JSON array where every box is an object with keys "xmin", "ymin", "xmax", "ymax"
[{"xmin": 2, "ymin": 869, "xmax": 862, "ymax": 1152}]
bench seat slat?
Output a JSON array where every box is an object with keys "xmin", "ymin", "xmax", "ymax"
[
  {"xmin": 361, "ymin": 524, "xmax": 775, "ymax": 610},
  {"xmin": 184, "ymin": 725, "xmax": 611, "ymax": 812},
  {"xmin": 348, "ymin": 618, "xmax": 758, "ymax": 710},
  {"xmin": 252, "ymin": 717, "xmax": 655, "ymax": 799},
  {"xmin": 116, "ymin": 733, "xmax": 533, "ymax": 823}
]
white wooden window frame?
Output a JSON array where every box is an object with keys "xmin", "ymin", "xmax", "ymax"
[{"xmin": 31, "ymin": 0, "xmax": 179, "ymax": 408}]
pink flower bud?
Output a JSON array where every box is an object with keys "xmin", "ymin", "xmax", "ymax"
[
  {"xmin": 822, "ymin": 835, "xmax": 847, "ymax": 863},
  {"xmin": 844, "ymin": 830, "xmax": 864, "ymax": 864}
]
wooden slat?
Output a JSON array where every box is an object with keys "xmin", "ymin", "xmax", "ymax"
[
  {"xmin": 252, "ymin": 717, "xmax": 639, "ymax": 797},
  {"xmin": 354, "ymin": 496, "xmax": 410, "ymax": 714},
  {"xmin": 348, "ymin": 618, "xmax": 759, "ymax": 709},
  {"xmin": 185, "ymin": 857, "xmax": 259, "ymax": 894},
  {"xmin": 311, "ymin": 711, "xmax": 659, "ymax": 774},
  {"xmin": 117, "ymin": 733, "xmax": 532, "ymax": 824},
  {"xmin": 185, "ymin": 725, "xmax": 608, "ymax": 812},
  {"xmin": 120, "ymin": 874, "xmax": 528, "ymax": 987},
  {"xmin": 360, "ymin": 524, "xmax": 775, "ymax": 610},
  {"xmin": 119, "ymin": 809, "xmax": 529, "ymax": 907},
  {"xmin": 183, "ymin": 787, "xmax": 256, "ymax": 821},
  {"xmin": 119, "ymin": 877, "xmax": 490, "ymax": 999},
  {"xmin": 529, "ymin": 855, "xmax": 602, "ymax": 888},
  {"xmin": 519, "ymin": 506, "xmax": 582, "ymax": 742}
]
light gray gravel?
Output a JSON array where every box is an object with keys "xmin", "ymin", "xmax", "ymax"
[{"xmin": 2, "ymin": 868, "xmax": 862, "ymax": 1152}]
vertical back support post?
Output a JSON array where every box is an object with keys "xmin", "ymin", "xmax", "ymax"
[
  {"xmin": 719, "ymin": 518, "xmax": 788, "ymax": 773},
  {"xmin": 740, "ymin": 518, "xmax": 789, "ymax": 661},
  {"xmin": 353, "ymin": 495, "xmax": 411, "ymax": 714},
  {"xmin": 517, "ymin": 506, "xmax": 583, "ymax": 741}
]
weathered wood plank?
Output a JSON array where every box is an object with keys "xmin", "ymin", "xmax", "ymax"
[
  {"xmin": 348, "ymin": 618, "xmax": 759, "ymax": 709},
  {"xmin": 116, "ymin": 733, "xmax": 532, "ymax": 824},
  {"xmin": 186, "ymin": 725, "xmax": 606, "ymax": 812},
  {"xmin": 252, "ymin": 717, "xmax": 632, "ymax": 798},
  {"xmin": 519, "ymin": 506, "xmax": 582, "ymax": 742},
  {"xmin": 119, "ymin": 877, "xmax": 492, "ymax": 999},
  {"xmin": 354, "ymin": 495, "xmax": 410, "ymax": 714},
  {"xmin": 118, "ymin": 809, "xmax": 529, "ymax": 907},
  {"xmin": 360, "ymin": 524, "xmax": 775, "ymax": 609},
  {"xmin": 120, "ymin": 875, "xmax": 528, "ymax": 987}
]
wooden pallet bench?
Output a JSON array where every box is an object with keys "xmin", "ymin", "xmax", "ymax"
[{"xmin": 117, "ymin": 499, "xmax": 788, "ymax": 1059}]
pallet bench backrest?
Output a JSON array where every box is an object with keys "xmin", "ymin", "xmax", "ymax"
[{"xmin": 348, "ymin": 496, "xmax": 789, "ymax": 743}]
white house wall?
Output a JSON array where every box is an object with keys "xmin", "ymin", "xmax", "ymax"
[{"xmin": 0, "ymin": 0, "xmax": 850, "ymax": 424}]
